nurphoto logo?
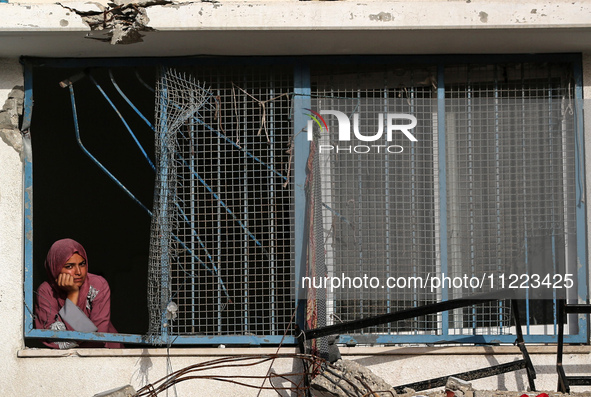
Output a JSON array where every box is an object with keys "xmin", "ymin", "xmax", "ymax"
[{"xmin": 305, "ymin": 109, "xmax": 418, "ymax": 154}]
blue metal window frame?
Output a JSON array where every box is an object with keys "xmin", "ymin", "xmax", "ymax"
[{"xmin": 22, "ymin": 54, "xmax": 588, "ymax": 346}]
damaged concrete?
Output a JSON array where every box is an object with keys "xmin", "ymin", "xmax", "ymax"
[
  {"xmin": 58, "ymin": 0, "xmax": 171, "ymax": 44},
  {"xmin": 0, "ymin": 86, "xmax": 24, "ymax": 153},
  {"xmin": 311, "ymin": 359, "xmax": 398, "ymax": 397},
  {"xmin": 309, "ymin": 361, "xmax": 591, "ymax": 397}
]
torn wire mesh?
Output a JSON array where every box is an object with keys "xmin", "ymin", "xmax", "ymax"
[{"xmin": 149, "ymin": 67, "xmax": 295, "ymax": 339}]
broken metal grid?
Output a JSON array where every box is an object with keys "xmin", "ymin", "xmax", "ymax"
[
  {"xmin": 150, "ymin": 67, "xmax": 295, "ymax": 337},
  {"xmin": 65, "ymin": 59, "xmax": 579, "ymax": 343}
]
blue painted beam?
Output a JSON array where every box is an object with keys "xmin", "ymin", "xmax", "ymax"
[
  {"xmin": 22, "ymin": 60, "xmax": 35, "ymax": 334},
  {"xmin": 25, "ymin": 328, "xmax": 297, "ymax": 346},
  {"xmin": 293, "ymin": 63, "xmax": 311, "ymax": 330},
  {"xmin": 337, "ymin": 333, "xmax": 587, "ymax": 345}
]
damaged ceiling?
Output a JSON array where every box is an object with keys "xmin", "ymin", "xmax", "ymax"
[{"xmin": 59, "ymin": 0, "xmax": 172, "ymax": 45}]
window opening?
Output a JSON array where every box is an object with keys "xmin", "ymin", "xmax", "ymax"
[
  {"xmin": 307, "ymin": 61, "xmax": 583, "ymax": 344},
  {"xmin": 23, "ymin": 56, "xmax": 587, "ymax": 347}
]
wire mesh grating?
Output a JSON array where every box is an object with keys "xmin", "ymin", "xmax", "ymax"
[
  {"xmin": 148, "ymin": 60, "xmax": 578, "ymax": 343},
  {"xmin": 150, "ymin": 66, "xmax": 295, "ymax": 338},
  {"xmin": 310, "ymin": 62, "xmax": 577, "ymax": 338}
]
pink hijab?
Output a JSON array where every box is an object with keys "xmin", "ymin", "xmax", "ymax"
[{"xmin": 44, "ymin": 238, "xmax": 91, "ymax": 311}]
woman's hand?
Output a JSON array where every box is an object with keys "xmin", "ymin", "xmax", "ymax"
[{"xmin": 56, "ymin": 273, "xmax": 80, "ymax": 305}]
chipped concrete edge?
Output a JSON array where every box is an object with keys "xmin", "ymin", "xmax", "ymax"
[
  {"xmin": 0, "ymin": 85, "xmax": 24, "ymax": 155},
  {"xmin": 57, "ymin": 0, "xmax": 174, "ymax": 44}
]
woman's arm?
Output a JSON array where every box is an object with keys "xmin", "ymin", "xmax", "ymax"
[
  {"xmin": 87, "ymin": 275, "xmax": 115, "ymax": 333},
  {"xmin": 34, "ymin": 283, "xmax": 76, "ymax": 349},
  {"xmin": 34, "ymin": 283, "xmax": 60, "ymax": 330}
]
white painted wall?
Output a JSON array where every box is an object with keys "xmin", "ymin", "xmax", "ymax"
[{"xmin": 1, "ymin": 1, "xmax": 591, "ymax": 395}]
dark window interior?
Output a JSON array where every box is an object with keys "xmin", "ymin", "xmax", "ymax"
[{"xmin": 30, "ymin": 66, "xmax": 157, "ymax": 341}]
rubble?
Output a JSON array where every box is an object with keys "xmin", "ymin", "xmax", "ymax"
[
  {"xmin": 309, "ymin": 362, "xmax": 591, "ymax": 397},
  {"xmin": 445, "ymin": 377, "xmax": 474, "ymax": 397},
  {"xmin": 310, "ymin": 359, "xmax": 397, "ymax": 397}
]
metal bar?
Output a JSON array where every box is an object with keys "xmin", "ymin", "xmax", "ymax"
[
  {"xmin": 190, "ymin": 97, "xmax": 197, "ymax": 332},
  {"xmin": 564, "ymin": 304, "xmax": 591, "ymax": 313},
  {"xmin": 394, "ymin": 360, "xmax": 529, "ymax": 393},
  {"xmin": 557, "ymin": 299, "xmax": 568, "ymax": 393},
  {"xmin": 557, "ymin": 302, "xmax": 591, "ymax": 392},
  {"xmin": 548, "ymin": 68, "xmax": 559, "ymax": 337},
  {"xmin": 573, "ymin": 61, "xmax": 589, "ymax": 336},
  {"xmin": 25, "ymin": 328, "xmax": 295, "ymax": 346},
  {"xmin": 242, "ymin": 75, "xmax": 249, "ymax": 334},
  {"xmin": 87, "ymin": 72, "xmax": 155, "ymax": 170},
  {"xmin": 437, "ymin": 63, "xmax": 449, "ymax": 336},
  {"xmin": 269, "ymin": 76, "xmax": 277, "ymax": 333},
  {"xmin": 134, "ymin": 69, "xmax": 155, "ymax": 93},
  {"xmin": 511, "ymin": 299, "xmax": 537, "ymax": 391},
  {"xmin": 520, "ymin": 64, "xmax": 531, "ymax": 334},
  {"xmin": 109, "ymin": 69, "xmax": 155, "ymax": 130},
  {"xmin": 67, "ymin": 83, "xmax": 152, "ymax": 214},
  {"xmin": 22, "ymin": 60, "xmax": 35, "ymax": 334},
  {"xmin": 564, "ymin": 377, "xmax": 591, "ymax": 386},
  {"xmin": 294, "ymin": 64, "xmax": 312, "ymax": 330},
  {"xmin": 23, "ymin": 53, "xmax": 583, "ymax": 70},
  {"xmin": 156, "ymin": 66, "xmax": 171, "ymax": 339},
  {"xmin": 215, "ymin": 74, "xmax": 223, "ymax": 335},
  {"xmin": 304, "ymin": 290, "xmax": 515, "ymax": 340}
]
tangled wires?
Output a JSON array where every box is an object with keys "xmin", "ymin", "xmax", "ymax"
[{"xmin": 134, "ymin": 353, "xmax": 324, "ymax": 396}]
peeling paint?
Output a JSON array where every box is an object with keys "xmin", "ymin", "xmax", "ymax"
[
  {"xmin": 369, "ymin": 12, "xmax": 393, "ymax": 22},
  {"xmin": 59, "ymin": 0, "xmax": 171, "ymax": 45},
  {"xmin": 0, "ymin": 86, "xmax": 24, "ymax": 154},
  {"xmin": 479, "ymin": 11, "xmax": 488, "ymax": 23}
]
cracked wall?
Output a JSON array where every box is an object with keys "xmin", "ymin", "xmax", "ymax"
[
  {"xmin": 0, "ymin": 59, "xmax": 24, "ymax": 155},
  {"xmin": 0, "ymin": 85, "xmax": 24, "ymax": 153}
]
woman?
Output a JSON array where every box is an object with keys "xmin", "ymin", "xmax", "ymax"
[{"xmin": 34, "ymin": 238, "xmax": 123, "ymax": 349}]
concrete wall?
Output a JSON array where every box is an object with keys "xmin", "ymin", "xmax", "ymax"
[{"xmin": 1, "ymin": 1, "xmax": 591, "ymax": 396}]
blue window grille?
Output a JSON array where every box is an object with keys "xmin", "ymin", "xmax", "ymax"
[{"xmin": 22, "ymin": 54, "xmax": 588, "ymax": 346}]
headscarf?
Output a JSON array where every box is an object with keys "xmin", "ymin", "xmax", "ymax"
[{"xmin": 44, "ymin": 238, "xmax": 91, "ymax": 311}]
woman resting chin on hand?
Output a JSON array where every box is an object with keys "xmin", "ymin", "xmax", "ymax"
[{"xmin": 34, "ymin": 238, "xmax": 123, "ymax": 349}]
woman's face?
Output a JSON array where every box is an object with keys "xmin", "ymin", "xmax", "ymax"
[{"xmin": 60, "ymin": 253, "xmax": 88, "ymax": 287}]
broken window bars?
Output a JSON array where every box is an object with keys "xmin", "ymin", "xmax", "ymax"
[
  {"xmin": 22, "ymin": 55, "xmax": 588, "ymax": 346},
  {"xmin": 149, "ymin": 66, "xmax": 296, "ymax": 342}
]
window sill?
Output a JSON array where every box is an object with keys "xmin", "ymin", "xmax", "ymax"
[{"xmin": 18, "ymin": 345, "xmax": 591, "ymax": 358}]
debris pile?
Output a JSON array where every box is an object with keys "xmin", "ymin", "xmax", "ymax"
[{"xmin": 310, "ymin": 359, "xmax": 397, "ymax": 397}]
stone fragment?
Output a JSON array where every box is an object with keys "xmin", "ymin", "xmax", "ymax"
[
  {"xmin": 310, "ymin": 359, "xmax": 397, "ymax": 397},
  {"xmin": 445, "ymin": 377, "xmax": 473, "ymax": 397}
]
